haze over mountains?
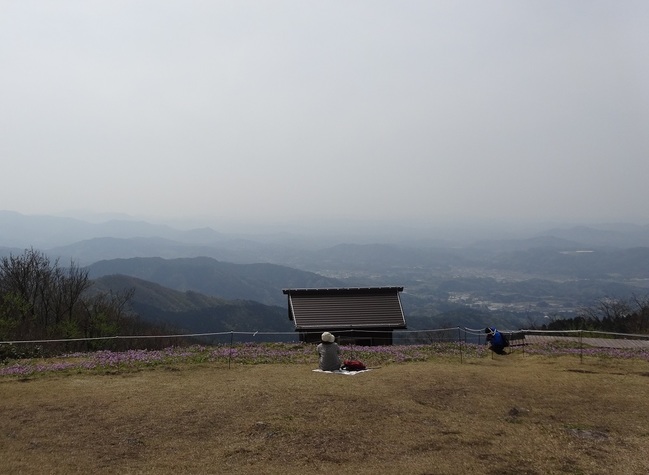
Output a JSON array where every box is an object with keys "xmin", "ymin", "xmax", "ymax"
[
  {"xmin": 3, "ymin": 210, "xmax": 649, "ymax": 334},
  {"xmin": 87, "ymin": 257, "xmax": 342, "ymax": 308},
  {"xmin": 90, "ymin": 274, "xmax": 294, "ymax": 337}
]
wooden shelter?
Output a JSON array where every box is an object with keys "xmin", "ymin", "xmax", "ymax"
[{"xmin": 282, "ymin": 286, "xmax": 407, "ymax": 345}]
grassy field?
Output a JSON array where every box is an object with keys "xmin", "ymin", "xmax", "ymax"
[{"xmin": 2, "ymin": 351, "xmax": 649, "ymax": 474}]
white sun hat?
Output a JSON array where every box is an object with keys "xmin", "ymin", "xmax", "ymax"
[{"xmin": 321, "ymin": 332, "xmax": 335, "ymax": 343}]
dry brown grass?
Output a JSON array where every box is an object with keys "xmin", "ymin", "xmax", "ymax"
[{"xmin": 2, "ymin": 354, "xmax": 649, "ymax": 474}]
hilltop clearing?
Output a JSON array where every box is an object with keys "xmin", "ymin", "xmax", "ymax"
[{"xmin": 2, "ymin": 355, "xmax": 649, "ymax": 474}]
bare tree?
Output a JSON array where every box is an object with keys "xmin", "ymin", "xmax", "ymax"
[
  {"xmin": 0, "ymin": 249, "xmax": 115, "ymax": 342},
  {"xmin": 0, "ymin": 248, "xmax": 53, "ymax": 336}
]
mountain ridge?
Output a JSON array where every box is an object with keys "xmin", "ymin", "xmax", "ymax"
[
  {"xmin": 86, "ymin": 256, "xmax": 346, "ymax": 307},
  {"xmin": 91, "ymin": 274, "xmax": 293, "ymax": 336},
  {"xmin": 5, "ymin": 210, "xmax": 649, "ymax": 253}
]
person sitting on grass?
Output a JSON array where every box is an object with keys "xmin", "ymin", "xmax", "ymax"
[
  {"xmin": 317, "ymin": 332, "xmax": 341, "ymax": 371},
  {"xmin": 485, "ymin": 327, "xmax": 509, "ymax": 355}
]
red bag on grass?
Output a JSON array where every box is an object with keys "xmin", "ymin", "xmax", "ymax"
[{"xmin": 342, "ymin": 359, "xmax": 366, "ymax": 371}]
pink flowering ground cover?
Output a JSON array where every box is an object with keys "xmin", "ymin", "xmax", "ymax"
[{"xmin": 2, "ymin": 340, "xmax": 649, "ymax": 377}]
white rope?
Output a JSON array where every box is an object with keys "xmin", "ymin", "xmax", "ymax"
[
  {"xmin": 0, "ymin": 328, "xmax": 456, "ymax": 345},
  {"xmin": 3, "ymin": 327, "xmax": 649, "ymax": 346},
  {"xmin": 0, "ymin": 331, "xmax": 286, "ymax": 345},
  {"xmin": 524, "ymin": 328, "xmax": 649, "ymax": 339}
]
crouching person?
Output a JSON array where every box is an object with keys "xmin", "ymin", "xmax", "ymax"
[
  {"xmin": 485, "ymin": 327, "xmax": 509, "ymax": 355},
  {"xmin": 317, "ymin": 332, "xmax": 341, "ymax": 371}
]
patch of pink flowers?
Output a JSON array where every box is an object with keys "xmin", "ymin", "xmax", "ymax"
[{"xmin": 2, "ymin": 340, "xmax": 649, "ymax": 377}]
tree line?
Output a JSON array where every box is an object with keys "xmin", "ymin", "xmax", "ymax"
[
  {"xmin": 541, "ymin": 295, "xmax": 649, "ymax": 334},
  {"xmin": 0, "ymin": 248, "xmax": 177, "ymax": 357}
]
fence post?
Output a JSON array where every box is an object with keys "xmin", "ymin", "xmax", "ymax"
[
  {"xmin": 228, "ymin": 331, "xmax": 234, "ymax": 369},
  {"xmin": 458, "ymin": 327, "xmax": 463, "ymax": 364},
  {"xmin": 579, "ymin": 330, "xmax": 583, "ymax": 364}
]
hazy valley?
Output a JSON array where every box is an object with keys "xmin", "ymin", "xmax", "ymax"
[{"xmin": 3, "ymin": 210, "xmax": 649, "ymax": 336}]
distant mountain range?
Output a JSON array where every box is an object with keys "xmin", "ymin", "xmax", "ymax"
[
  {"xmin": 91, "ymin": 274, "xmax": 294, "ymax": 336},
  {"xmin": 539, "ymin": 224, "xmax": 649, "ymax": 249},
  {"xmin": 5, "ymin": 211, "xmax": 649, "ymax": 283},
  {"xmin": 4, "ymin": 210, "xmax": 649, "ymax": 333},
  {"xmin": 86, "ymin": 256, "xmax": 344, "ymax": 307},
  {"xmin": 0, "ymin": 210, "xmax": 226, "ymax": 248},
  {"xmin": 4, "ymin": 210, "xmax": 649, "ymax": 262}
]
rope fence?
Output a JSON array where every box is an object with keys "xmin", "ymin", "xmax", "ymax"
[
  {"xmin": 0, "ymin": 327, "xmax": 480, "ymax": 346},
  {"xmin": 4, "ymin": 327, "xmax": 649, "ymax": 377},
  {"xmin": 4, "ymin": 327, "xmax": 649, "ymax": 353}
]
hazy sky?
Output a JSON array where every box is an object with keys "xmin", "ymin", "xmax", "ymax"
[{"xmin": 2, "ymin": 1, "xmax": 648, "ymax": 229}]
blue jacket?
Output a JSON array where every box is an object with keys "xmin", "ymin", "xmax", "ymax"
[
  {"xmin": 487, "ymin": 327, "xmax": 506, "ymax": 347},
  {"xmin": 491, "ymin": 330, "xmax": 505, "ymax": 347}
]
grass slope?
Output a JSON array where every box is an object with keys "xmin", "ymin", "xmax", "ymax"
[{"xmin": 2, "ymin": 354, "xmax": 649, "ymax": 474}]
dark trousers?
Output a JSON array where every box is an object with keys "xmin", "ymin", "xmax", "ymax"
[{"xmin": 490, "ymin": 344, "xmax": 506, "ymax": 355}]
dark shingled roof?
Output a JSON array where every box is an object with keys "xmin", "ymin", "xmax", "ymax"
[{"xmin": 282, "ymin": 287, "xmax": 406, "ymax": 330}]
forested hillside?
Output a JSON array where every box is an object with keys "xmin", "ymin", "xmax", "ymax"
[
  {"xmin": 86, "ymin": 256, "xmax": 344, "ymax": 307},
  {"xmin": 92, "ymin": 275, "xmax": 293, "ymax": 336}
]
